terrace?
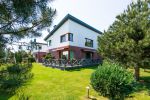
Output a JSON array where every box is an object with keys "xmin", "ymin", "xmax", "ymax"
[{"xmin": 42, "ymin": 58, "xmax": 102, "ymax": 70}]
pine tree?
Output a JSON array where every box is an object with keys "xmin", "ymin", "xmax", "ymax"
[
  {"xmin": 0, "ymin": 0, "xmax": 56, "ymax": 47},
  {"xmin": 98, "ymin": 0, "xmax": 150, "ymax": 81}
]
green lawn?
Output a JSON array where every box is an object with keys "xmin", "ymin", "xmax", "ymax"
[
  {"xmin": 127, "ymin": 68, "xmax": 150, "ymax": 100},
  {"xmin": 0, "ymin": 63, "xmax": 106, "ymax": 100},
  {"xmin": 0, "ymin": 63, "xmax": 150, "ymax": 100}
]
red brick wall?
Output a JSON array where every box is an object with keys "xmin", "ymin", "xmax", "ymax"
[
  {"xmin": 49, "ymin": 50, "xmax": 60, "ymax": 59},
  {"xmin": 93, "ymin": 52, "xmax": 101, "ymax": 59},
  {"xmin": 48, "ymin": 45, "xmax": 101, "ymax": 59},
  {"xmin": 69, "ymin": 46, "xmax": 83, "ymax": 59},
  {"xmin": 34, "ymin": 52, "xmax": 46, "ymax": 62},
  {"xmin": 69, "ymin": 46, "xmax": 100, "ymax": 59}
]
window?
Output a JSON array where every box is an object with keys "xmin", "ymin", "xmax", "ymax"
[
  {"xmin": 27, "ymin": 46, "xmax": 31, "ymax": 50},
  {"xmin": 60, "ymin": 34, "xmax": 66, "ymax": 43},
  {"xmin": 68, "ymin": 33, "xmax": 73, "ymax": 41},
  {"xmin": 85, "ymin": 38, "xmax": 93, "ymax": 47},
  {"xmin": 48, "ymin": 40, "xmax": 51, "ymax": 46},
  {"xmin": 35, "ymin": 45, "xmax": 42, "ymax": 50},
  {"xmin": 38, "ymin": 46, "xmax": 42, "ymax": 50},
  {"xmin": 18, "ymin": 45, "xmax": 22, "ymax": 49},
  {"xmin": 62, "ymin": 51, "xmax": 68, "ymax": 59}
]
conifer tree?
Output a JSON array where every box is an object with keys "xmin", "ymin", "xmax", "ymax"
[
  {"xmin": 98, "ymin": 0, "xmax": 150, "ymax": 81},
  {"xmin": 0, "ymin": 0, "xmax": 56, "ymax": 47}
]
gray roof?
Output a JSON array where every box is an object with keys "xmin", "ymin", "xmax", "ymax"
[{"xmin": 44, "ymin": 14, "xmax": 102, "ymax": 40}]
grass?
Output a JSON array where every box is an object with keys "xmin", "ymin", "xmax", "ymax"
[
  {"xmin": 0, "ymin": 63, "xmax": 106, "ymax": 100},
  {"xmin": 127, "ymin": 68, "xmax": 150, "ymax": 100},
  {"xmin": 0, "ymin": 63, "xmax": 150, "ymax": 100}
]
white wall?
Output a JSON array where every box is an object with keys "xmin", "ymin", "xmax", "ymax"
[
  {"xmin": 46, "ymin": 21, "xmax": 70, "ymax": 49},
  {"xmin": 32, "ymin": 44, "xmax": 48, "ymax": 53},
  {"xmin": 40, "ymin": 45, "xmax": 48, "ymax": 52},
  {"xmin": 46, "ymin": 19, "xmax": 101, "ymax": 50},
  {"xmin": 68, "ymin": 20, "xmax": 100, "ymax": 50}
]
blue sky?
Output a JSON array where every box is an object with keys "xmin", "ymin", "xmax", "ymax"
[
  {"xmin": 23, "ymin": 0, "xmax": 134, "ymax": 43},
  {"xmin": 51, "ymin": 0, "xmax": 133, "ymax": 31}
]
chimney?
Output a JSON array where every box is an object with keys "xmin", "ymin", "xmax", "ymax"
[{"xmin": 34, "ymin": 39, "xmax": 36, "ymax": 43}]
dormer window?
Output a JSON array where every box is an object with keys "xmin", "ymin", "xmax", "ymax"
[
  {"xmin": 60, "ymin": 34, "xmax": 66, "ymax": 43},
  {"xmin": 68, "ymin": 33, "xmax": 73, "ymax": 42}
]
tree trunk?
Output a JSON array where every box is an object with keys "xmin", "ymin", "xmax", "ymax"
[{"xmin": 134, "ymin": 66, "xmax": 140, "ymax": 81}]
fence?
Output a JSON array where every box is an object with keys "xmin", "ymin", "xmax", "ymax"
[{"xmin": 42, "ymin": 59, "xmax": 102, "ymax": 70}]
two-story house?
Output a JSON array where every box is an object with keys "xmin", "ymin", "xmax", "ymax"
[
  {"xmin": 28, "ymin": 39, "xmax": 48, "ymax": 62},
  {"xmin": 44, "ymin": 14, "xmax": 102, "ymax": 60}
]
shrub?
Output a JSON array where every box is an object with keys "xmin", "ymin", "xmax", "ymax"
[
  {"xmin": 28, "ymin": 56, "xmax": 36, "ymax": 63},
  {"xmin": 44, "ymin": 53, "xmax": 53, "ymax": 60},
  {"xmin": 15, "ymin": 51, "xmax": 29, "ymax": 63},
  {"xmin": 61, "ymin": 55, "xmax": 67, "ymax": 60},
  {"xmin": 0, "ymin": 63, "xmax": 33, "ymax": 93},
  {"xmin": 91, "ymin": 61, "xmax": 135, "ymax": 100},
  {"xmin": 14, "ymin": 51, "xmax": 36, "ymax": 63}
]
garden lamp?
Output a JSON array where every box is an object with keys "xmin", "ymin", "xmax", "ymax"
[{"xmin": 86, "ymin": 86, "xmax": 90, "ymax": 98}]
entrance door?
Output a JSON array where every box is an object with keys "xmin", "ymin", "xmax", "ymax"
[{"xmin": 85, "ymin": 52, "xmax": 93, "ymax": 59}]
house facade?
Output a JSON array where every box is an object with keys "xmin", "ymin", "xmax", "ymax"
[
  {"xmin": 28, "ymin": 39, "xmax": 48, "ymax": 62},
  {"xmin": 32, "ymin": 42, "xmax": 48, "ymax": 62},
  {"xmin": 44, "ymin": 14, "xmax": 102, "ymax": 60}
]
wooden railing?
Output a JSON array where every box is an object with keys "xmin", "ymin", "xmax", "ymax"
[{"xmin": 42, "ymin": 59, "xmax": 102, "ymax": 70}]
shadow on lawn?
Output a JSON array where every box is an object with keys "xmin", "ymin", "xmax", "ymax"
[
  {"xmin": 67, "ymin": 65, "xmax": 99, "ymax": 72},
  {"xmin": 0, "ymin": 94, "xmax": 12, "ymax": 100},
  {"xmin": 0, "ymin": 63, "xmax": 33, "ymax": 100},
  {"xmin": 0, "ymin": 83, "xmax": 31, "ymax": 100},
  {"xmin": 133, "ymin": 76, "xmax": 150, "ymax": 96},
  {"xmin": 144, "ymin": 70, "xmax": 150, "ymax": 73}
]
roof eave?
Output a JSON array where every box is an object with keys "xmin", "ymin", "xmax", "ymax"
[{"xmin": 44, "ymin": 14, "xmax": 102, "ymax": 41}]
